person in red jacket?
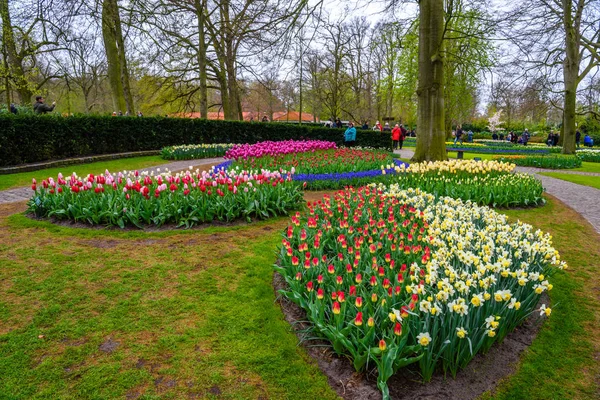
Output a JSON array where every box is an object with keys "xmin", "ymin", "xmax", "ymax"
[
  {"xmin": 392, "ymin": 124, "xmax": 401, "ymax": 150},
  {"xmin": 373, "ymin": 120, "xmax": 383, "ymax": 132}
]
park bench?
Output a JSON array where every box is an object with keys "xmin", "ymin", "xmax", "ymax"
[{"xmin": 446, "ymin": 147, "xmax": 551, "ymax": 159}]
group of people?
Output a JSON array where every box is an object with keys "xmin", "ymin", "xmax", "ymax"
[
  {"xmin": 452, "ymin": 126, "xmax": 474, "ymax": 145},
  {"xmin": 576, "ymin": 130, "xmax": 595, "ymax": 147},
  {"xmin": 546, "ymin": 131, "xmax": 561, "ymax": 147},
  {"xmin": 343, "ymin": 120, "xmax": 412, "ymax": 149},
  {"xmin": 505, "ymin": 130, "xmax": 530, "ymax": 145}
]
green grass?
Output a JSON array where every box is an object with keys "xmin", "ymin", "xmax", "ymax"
[
  {"xmin": 0, "ymin": 156, "xmax": 170, "ymax": 192},
  {"xmin": 484, "ymin": 197, "xmax": 600, "ymax": 399},
  {"xmin": 0, "ymin": 194, "xmax": 598, "ymax": 399},
  {"xmin": 539, "ymin": 172, "xmax": 600, "ymax": 190},
  {"xmin": 0, "ymin": 212, "xmax": 337, "ymax": 399},
  {"xmin": 573, "ymin": 162, "xmax": 600, "ymax": 174}
]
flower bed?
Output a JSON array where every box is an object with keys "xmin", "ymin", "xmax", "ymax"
[
  {"xmin": 231, "ymin": 148, "xmax": 391, "ymax": 174},
  {"xmin": 391, "ymin": 160, "xmax": 545, "ymax": 207},
  {"xmin": 576, "ymin": 149, "xmax": 600, "ymax": 163},
  {"xmin": 161, "ymin": 144, "xmax": 234, "ymax": 160},
  {"xmin": 403, "ymin": 138, "xmax": 555, "ymax": 154},
  {"xmin": 225, "ymin": 140, "xmax": 337, "ymax": 160},
  {"xmin": 226, "ymin": 145, "xmax": 398, "ymax": 190},
  {"xmin": 27, "ymin": 167, "xmax": 303, "ymax": 228},
  {"xmin": 492, "ymin": 154, "xmax": 582, "ymax": 169},
  {"xmin": 276, "ymin": 187, "xmax": 565, "ymax": 399}
]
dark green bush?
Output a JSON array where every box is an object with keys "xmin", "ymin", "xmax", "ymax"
[{"xmin": 0, "ymin": 115, "xmax": 391, "ymax": 166}]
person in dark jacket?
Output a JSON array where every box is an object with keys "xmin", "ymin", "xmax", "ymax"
[
  {"xmin": 9, "ymin": 103, "xmax": 17, "ymax": 114},
  {"xmin": 33, "ymin": 96, "xmax": 56, "ymax": 114},
  {"xmin": 576, "ymin": 130, "xmax": 581, "ymax": 148}
]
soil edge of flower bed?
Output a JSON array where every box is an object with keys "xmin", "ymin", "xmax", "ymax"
[{"xmin": 273, "ymin": 272, "xmax": 546, "ymax": 400}]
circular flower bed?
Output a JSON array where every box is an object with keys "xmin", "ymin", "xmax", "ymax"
[
  {"xmin": 27, "ymin": 167, "xmax": 303, "ymax": 228},
  {"xmin": 276, "ymin": 187, "xmax": 565, "ymax": 399}
]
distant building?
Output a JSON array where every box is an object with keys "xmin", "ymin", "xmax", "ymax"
[{"xmin": 173, "ymin": 110, "xmax": 318, "ymax": 122}]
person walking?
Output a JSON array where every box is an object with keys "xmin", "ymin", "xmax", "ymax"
[
  {"xmin": 576, "ymin": 130, "xmax": 581, "ymax": 148},
  {"xmin": 33, "ymin": 96, "xmax": 56, "ymax": 114},
  {"xmin": 344, "ymin": 122, "xmax": 357, "ymax": 147},
  {"xmin": 399, "ymin": 124, "xmax": 407, "ymax": 149},
  {"xmin": 373, "ymin": 121, "xmax": 383, "ymax": 132},
  {"xmin": 453, "ymin": 125, "xmax": 464, "ymax": 145},
  {"xmin": 391, "ymin": 124, "xmax": 401, "ymax": 150},
  {"xmin": 383, "ymin": 122, "xmax": 391, "ymax": 132}
]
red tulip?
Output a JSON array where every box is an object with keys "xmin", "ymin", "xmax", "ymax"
[
  {"xmin": 355, "ymin": 297, "xmax": 363, "ymax": 308},
  {"xmin": 394, "ymin": 322, "xmax": 402, "ymax": 336},
  {"xmin": 355, "ymin": 312, "xmax": 363, "ymax": 326},
  {"xmin": 332, "ymin": 301, "xmax": 341, "ymax": 314},
  {"xmin": 306, "ymin": 281, "xmax": 314, "ymax": 292}
]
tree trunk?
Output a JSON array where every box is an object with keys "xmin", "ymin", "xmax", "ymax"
[
  {"xmin": 195, "ymin": 0, "xmax": 208, "ymax": 118},
  {"xmin": 561, "ymin": 1, "xmax": 579, "ymax": 155},
  {"xmin": 102, "ymin": 0, "xmax": 134, "ymax": 114},
  {"xmin": 0, "ymin": 0, "xmax": 32, "ymax": 105},
  {"xmin": 412, "ymin": 0, "xmax": 447, "ymax": 162}
]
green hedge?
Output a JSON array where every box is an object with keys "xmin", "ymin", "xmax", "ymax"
[{"xmin": 0, "ymin": 115, "xmax": 391, "ymax": 166}]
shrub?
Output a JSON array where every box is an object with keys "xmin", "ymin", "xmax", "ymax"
[
  {"xmin": 492, "ymin": 154, "xmax": 582, "ymax": 169},
  {"xmin": 0, "ymin": 114, "xmax": 391, "ymax": 166}
]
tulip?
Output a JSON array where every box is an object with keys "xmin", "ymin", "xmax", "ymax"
[
  {"xmin": 317, "ymin": 288, "xmax": 324, "ymax": 299},
  {"xmin": 394, "ymin": 322, "xmax": 402, "ymax": 336},
  {"xmin": 355, "ymin": 297, "xmax": 363, "ymax": 308},
  {"xmin": 379, "ymin": 339, "xmax": 386, "ymax": 351},
  {"xmin": 306, "ymin": 281, "xmax": 314, "ymax": 292},
  {"xmin": 355, "ymin": 312, "xmax": 363, "ymax": 326},
  {"xmin": 332, "ymin": 301, "xmax": 341, "ymax": 314}
]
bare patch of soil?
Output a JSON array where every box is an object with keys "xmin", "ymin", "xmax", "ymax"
[
  {"xmin": 273, "ymin": 273, "xmax": 546, "ymax": 400},
  {"xmin": 99, "ymin": 337, "xmax": 120, "ymax": 354}
]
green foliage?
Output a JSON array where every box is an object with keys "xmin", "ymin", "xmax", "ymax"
[
  {"xmin": 0, "ymin": 115, "xmax": 391, "ymax": 166},
  {"xmin": 575, "ymin": 149, "xmax": 600, "ymax": 163},
  {"xmin": 493, "ymin": 155, "xmax": 582, "ymax": 169}
]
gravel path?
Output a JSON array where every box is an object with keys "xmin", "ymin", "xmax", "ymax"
[
  {"xmin": 394, "ymin": 148, "xmax": 600, "ymax": 233},
  {"xmin": 0, "ymin": 157, "xmax": 225, "ymax": 205}
]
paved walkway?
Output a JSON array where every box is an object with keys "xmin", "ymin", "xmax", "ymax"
[
  {"xmin": 395, "ymin": 148, "xmax": 600, "ymax": 233},
  {"xmin": 0, "ymin": 157, "xmax": 225, "ymax": 205}
]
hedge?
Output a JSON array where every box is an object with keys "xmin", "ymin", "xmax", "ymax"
[{"xmin": 0, "ymin": 115, "xmax": 391, "ymax": 166}]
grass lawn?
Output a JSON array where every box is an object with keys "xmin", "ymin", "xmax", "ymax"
[
  {"xmin": 486, "ymin": 196, "xmax": 600, "ymax": 400},
  {"xmin": 0, "ymin": 194, "xmax": 598, "ymax": 399},
  {"xmin": 0, "ymin": 204, "xmax": 337, "ymax": 400},
  {"xmin": 573, "ymin": 162, "xmax": 600, "ymax": 174},
  {"xmin": 0, "ymin": 156, "xmax": 170, "ymax": 192},
  {"xmin": 539, "ymin": 172, "xmax": 600, "ymax": 190}
]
